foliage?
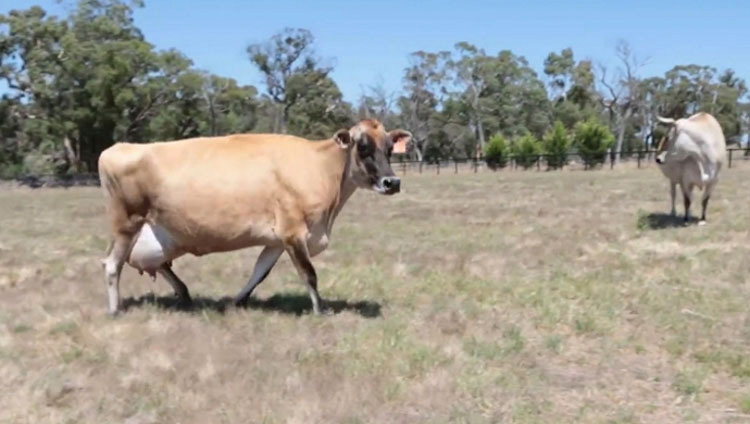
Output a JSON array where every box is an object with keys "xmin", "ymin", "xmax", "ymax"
[
  {"xmin": 574, "ymin": 120, "xmax": 615, "ymax": 169},
  {"xmin": 484, "ymin": 134, "xmax": 509, "ymax": 170},
  {"xmin": 247, "ymin": 28, "xmax": 351, "ymax": 137},
  {"xmin": 0, "ymin": 1, "xmax": 749, "ymax": 176},
  {"xmin": 542, "ymin": 121, "xmax": 571, "ymax": 169},
  {"xmin": 511, "ymin": 133, "xmax": 542, "ymax": 170}
]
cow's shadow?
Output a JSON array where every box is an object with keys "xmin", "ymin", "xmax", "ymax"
[
  {"xmin": 121, "ymin": 292, "xmax": 382, "ymax": 318},
  {"xmin": 639, "ymin": 212, "xmax": 700, "ymax": 230}
]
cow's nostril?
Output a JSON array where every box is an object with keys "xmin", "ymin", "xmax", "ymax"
[{"xmin": 382, "ymin": 178, "xmax": 392, "ymax": 188}]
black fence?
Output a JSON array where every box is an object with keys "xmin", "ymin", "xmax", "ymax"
[
  {"xmin": 392, "ymin": 147, "xmax": 750, "ymax": 175},
  {"xmin": 3, "ymin": 148, "xmax": 749, "ymax": 188}
]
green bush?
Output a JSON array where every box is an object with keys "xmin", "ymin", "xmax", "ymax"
[
  {"xmin": 574, "ymin": 120, "xmax": 614, "ymax": 169},
  {"xmin": 542, "ymin": 120, "xmax": 570, "ymax": 169},
  {"xmin": 511, "ymin": 133, "xmax": 542, "ymax": 170},
  {"xmin": 484, "ymin": 134, "xmax": 509, "ymax": 170}
]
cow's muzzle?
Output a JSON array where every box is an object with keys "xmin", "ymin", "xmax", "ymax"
[
  {"xmin": 376, "ymin": 176, "xmax": 400, "ymax": 195},
  {"xmin": 655, "ymin": 152, "xmax": 666, "ymax": 165}
]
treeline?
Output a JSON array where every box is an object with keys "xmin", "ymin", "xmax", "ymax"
[{"xmin": 1, "ymin": 1, "xmax": 748, "ymax": 177}]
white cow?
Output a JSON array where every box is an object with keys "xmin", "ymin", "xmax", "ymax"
[{"xmin": 654, "ymin": 112, "xmax": 726, "ymax": 224}]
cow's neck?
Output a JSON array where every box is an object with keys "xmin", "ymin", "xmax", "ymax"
[{"xmin": 316, "ymin": 139, "xmax": 359, "ymax": 233}]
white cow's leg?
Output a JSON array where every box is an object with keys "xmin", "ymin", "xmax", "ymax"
[
  {"xmin": 158, "ymin": 264, "xmax": 192, "ymax": 304},
  {"xmin": 102, "ymin": 235, "xmax": 132, "ymax": 315},
  {"xmin": 681, "ymin": 183, "xmax": 694, "ymax": 223},
  {"xmin": 233, "ymin": 246, "xmax": 284, "ymax": 306},
  {"xmin": 700, "ymin": 179, "xmax": 718, "ymax": 224},
  {"xmin": 669, "ymin": 182, "xmax": 677, "ymax": 217},
  {"xmin": 284, "ymin": 238, "xmax": 324, "ymax": 315}
]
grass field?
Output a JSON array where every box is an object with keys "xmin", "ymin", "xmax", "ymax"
[{"xmin": 1, "ymin": 164, "xmax": 749, "ymax": 423}]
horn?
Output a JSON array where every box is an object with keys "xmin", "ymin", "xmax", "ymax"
[{"xmin": 657, "ymin": 116, "xmax": 676, "ymax": 125}]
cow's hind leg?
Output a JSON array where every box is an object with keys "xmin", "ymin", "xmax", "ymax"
[
  {"xmin": 700, "ymin": 180, "xmax": 718, "ymax": 225},
  {"xmin": 102, "ymin": 234, "xmax": 132, "ymax": 315},
  {"xmin": 158, "ymin": 264, "xmax": 192, "ymax": 306},
  {"xmin": 681, "ymin": 183, "xmax": 693, "ymax": 223},
  {"xmin": 234, "ymin": 246, "xmax": 284, "ymax": 307},
  {"xmin": 285, "ymin": 238, "xmax": 324, "ymax": 315}
]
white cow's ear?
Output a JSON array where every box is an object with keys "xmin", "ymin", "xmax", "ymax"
[
  {"xmin": 334, "ymin": 129, "xmax": 352, "ymax": 149},
  {"xmin": 657, "ymin": 116, "xmax": 676, "ymax": 126}
]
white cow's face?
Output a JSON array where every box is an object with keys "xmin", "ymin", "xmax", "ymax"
[{"xmin": 655, "ymin": 126, "xmax": 677, "ymax": 165}]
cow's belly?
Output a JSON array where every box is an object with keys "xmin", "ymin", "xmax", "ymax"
[{"xmin": 128, "ymin": 222, "xmax": 181, "ymax": 272}]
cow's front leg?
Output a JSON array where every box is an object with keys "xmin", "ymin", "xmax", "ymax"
[
  {"xmin": 101, "ymin": 234, "xmax": 132, "ymax": 316},
  {"xmin": 669, "ymin": 182, "xmax": 677, "ymax": 217},
  {"xmin": 285, "ymin": 237, "xmax": 324, "ymax": 315},
  {"xmin": 158, "ymin": 264, "xmax": 192, "ymax": 306},
  {"xmin": 234, "ymin": 246, "xmax": 284, "ymax": 306}
]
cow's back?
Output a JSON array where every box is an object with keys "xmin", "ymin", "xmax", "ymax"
[{"xmin": 681, "ymin": 113, "xmax": 727, "ymax": 165}]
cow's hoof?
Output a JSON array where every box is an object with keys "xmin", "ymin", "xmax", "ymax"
[
  {"xmin": 108, "ymin": 310, "xmax": 121, "ymax": 318},
  {"xmin": 698, "ymin": 220, "xmax": 707, "ymax": 226},
  {"xmin": 313, "ymin": 308, "xmax": 332, "ymax": 317},
  {"xmin": 176, "ymin": 297, "xmax": 193, "ymax": 309},
  {"xmin": 233, "ymin": 297, "xmax": 248, "ymax": 308}
]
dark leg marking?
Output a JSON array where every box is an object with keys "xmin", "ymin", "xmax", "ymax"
[
  {"xmin": 287, "ymin": 239, "xmax": 323, "ymax": 315},
  {"xmin": 159, "ymin": 264, "xmax": 192, "ymax": 304},
  {"xmin": 234, "ymin": 246, "xmax": 284, "ymax": 307}
]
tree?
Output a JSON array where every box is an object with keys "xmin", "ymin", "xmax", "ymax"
[
  {"xmin": 544, "ymin": 48, "xmax": 600, "ymax": 130},
  {"xmin": 399, "ymin": 50, "xmax": 449, "ymax": 161},
  {"xmin": 449, "ymin": 42, "xmax": 495, "ymax": 152},
  {"xmin": 598, "ymin": 41, "xmax": 646, "ymax": 164},
  {"xmin": 544, "ymin": 48, "xmax": 575, "ymax": 101},
  {"xmin": 484, "ymin": 134, "xmax": 509, "ymax": 169},
  {"xmin": 0, "ymin": 0, "xmax": 196, "ymax": 172},
  {"xmin": 247, "ymin": 28, "xmax": 336, "ymax": 135},
  {"xmin": 483, "ymin": 50, "xmax": 551, "ymax": 140},
  {"xmin": 543, "ymin": 121, "xmax": 571, "ymax": 169},
  {"xmin": 357, "ymin": 77, "xmax": 399, "ymax": 129},
  {"xmin": 574, "ymin": 119, "xmax": 614, "ymax": 169},
  {"xmin": 511, "ymin": 133, "xmax": 542, "ymax": 169}
]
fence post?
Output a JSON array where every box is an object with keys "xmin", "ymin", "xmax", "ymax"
[
  {"xmin": 454, "ymin": 160, "xmax": 458, "ymax": 174},
  {"xmin": 473, "ymin": 157, "xmax": 478, "ymax": 173},
  {"xmin": 637, "ymin": 151, "xmax": 641, "ymax": 169},
  {"xmin": 402, "ymin": 161, "xmax": 407, "ymax": 175},
  {"xmin": 436, "ymin": 159, "xmax": 440, "ymax": 175},
  {"xmin": 537, "ymin": 156, "xmax": 541, "ymax": 171},
  {"xmin": 729, "ymin": 149, "xmax": 733, "ymax": 168}
]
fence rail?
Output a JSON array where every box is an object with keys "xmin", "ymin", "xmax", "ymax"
[{"xmin": 3, "ymin": 148, "xmax": 750, "ymax": 188}]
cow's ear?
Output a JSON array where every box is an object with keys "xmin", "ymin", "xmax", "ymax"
[
  {"xmin": 334, "ymin": 129, "xmax": 352, "ymax": 149},
  {"xmin": 389, "ymin": 129, "xmax": 412, "ymax": 146}
]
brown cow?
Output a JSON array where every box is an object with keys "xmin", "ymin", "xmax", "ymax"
[{"xmin": 98, "ymin": 119, "xmax": 410, "ymax": 315}]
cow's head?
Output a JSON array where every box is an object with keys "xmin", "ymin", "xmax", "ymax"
[
  {"xmin": 655, "ymin": 116, "xmax": 677, "ymax": 165},
  {"xmin": 334, "ymin": 119, "xmax": 411, "ymax": 195}
]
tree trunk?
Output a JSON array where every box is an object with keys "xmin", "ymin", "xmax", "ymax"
[
  {"xmin": 476, "ymin": 117, "xmax": 486, "ymax": 151},
  {"xmin": 280, "ymin": 105, "xmax": 290, "ymax": 134},
  {"xmin": 614, "ymin": 107, "xmax": 633, "ymax": 164}
]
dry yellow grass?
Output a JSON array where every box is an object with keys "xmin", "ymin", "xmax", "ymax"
[{"xmin": 1, "ymin": 163, "xmax": 749, "ymax": 423}]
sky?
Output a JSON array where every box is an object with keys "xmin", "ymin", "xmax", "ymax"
[{"xmin": 3, "ymin": 0, "xmax": 750, "ymax": 103}]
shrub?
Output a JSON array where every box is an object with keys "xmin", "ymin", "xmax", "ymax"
[
  {"xmin": 574, "ymin": 119, "xmax": 614, "ymax": 169},
  {"xmin": 511, "ymin": 133, "xmax": 542, "ymax": 170},
  {"xmin": 484, "ymin": 134, "xmax": 509, "ymax": 170},
  {"xmin": 542, "ymin": 121, "xmax": 570, "ymax": 169}
]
